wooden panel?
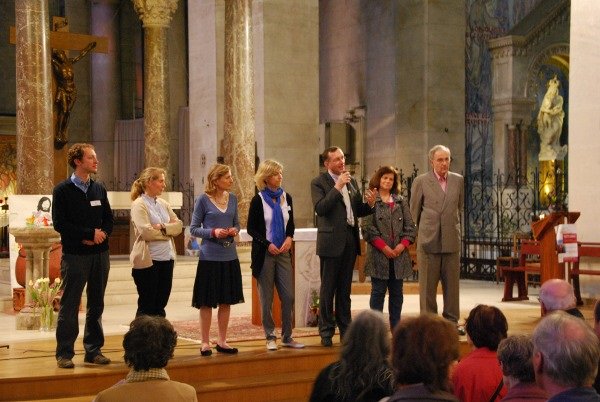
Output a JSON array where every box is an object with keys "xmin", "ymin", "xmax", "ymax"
[{"xmin": 9, "ymin": 27, "xmax": 109, "ymax": 53}]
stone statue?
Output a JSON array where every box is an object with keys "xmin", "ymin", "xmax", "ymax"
[
  {"xmin": 537, "ymin": 75, "xmax": 567, "ymax": 161},
  {"xmin": 51, "ymin": 42, "xmax": 97, "ymax": 148}
]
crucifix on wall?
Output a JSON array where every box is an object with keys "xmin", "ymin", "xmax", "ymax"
[{"xmin": 10, "ymin": 17, "xmax": 108, "ymax": 182}]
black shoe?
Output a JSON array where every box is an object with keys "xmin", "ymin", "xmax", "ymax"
[
  {"xmin": 321, "ymin": 337, "xmax": 333, "ymax": 347},
  {"xmin": 57, "ymin": 357, "xmax": 75, "ymax": 369},
  {"xmin": 216, "ymin": 344, "xmax": 238, "ymax": 354},
  {"xmin": 84, "ymin": 353, "xmax": 111, "ymax": 365},
  {"xmin": 200, "ymin": 347, "xmax": 212, "ymax": 357}
]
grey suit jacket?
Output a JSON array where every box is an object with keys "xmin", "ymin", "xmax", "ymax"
[
  {"xmin": 410, "ymin": 171, "xmax": 464, "ymax": 254},
  {"xmin": 311, "ymin": 172, "xmax": 374, "ymax": 258}
]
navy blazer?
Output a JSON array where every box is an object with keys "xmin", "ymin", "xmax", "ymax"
[
  {"xmin": 311, "ymin": 172, "xmax": 374, "ymax": 258},
  {"xmin": 247, "ymin": 192, "xmax": 295, "ymax": 278}
]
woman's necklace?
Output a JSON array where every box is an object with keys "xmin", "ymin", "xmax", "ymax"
[
  {"xmin": 212, "ymin": 192, "xmax": 228, "ymax": 208},
  {"xmin": 380, "ymin": 193, "xmax": 391, "ymax": 203}
]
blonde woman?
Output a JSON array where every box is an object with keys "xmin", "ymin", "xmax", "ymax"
[
  {"xmin": 130, "ymin": 167, "xmax": 183, "ymax": 318},
  {"xmin": 190, "ymin": 164, "xmax": 244, "ymax": 356},
  {"xmin": 247, "ymin": 160, "xmax": 304, "ymax": 351}
]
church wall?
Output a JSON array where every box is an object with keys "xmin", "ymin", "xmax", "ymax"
[
  {"xmin": 365, "ymin": 1, "xmax": 397, "ymax": 175},
  {"xmin": 65, "ymin": 0, "xmax": 92, "ymax": 144},
  {"xmin": 0, "ymin": 2, "xmax": 16, "ymax": 116},
  {"xmin": 319, "ymin": 0, "xmax": 366, "ymax": 124},
  {"xmin": 569, "ymin": 0, "xmax": 600, "ymax": 297},
  {"xmin": 188, "ymin": 0, "xmax": 224, "ymax": 200},
  {"xmin": 258, "ymin": 0, "xmax": 319, "ymax": 227},
  {"xmin": 168, "ymin": 4, "xmax": 189, "ymax": 186},
  {"xmin": 396, "ymin": 0, "xmax": 465, "ymax": 174}
]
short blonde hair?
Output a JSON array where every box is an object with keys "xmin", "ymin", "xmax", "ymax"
[
  {"xmin": 205, "ymin": 163, "xmax": 231, "ymax": 195},
  {"xmin": 254, "ymin": 160, "xmax": 283, "ymax": 190},
  {"xmin": 130, "ymin": 167, "xmax": 167, "ymax": 200}
]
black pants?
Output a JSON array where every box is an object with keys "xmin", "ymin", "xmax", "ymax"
[
  {"xmin": 56, "ymin": 250, "xmax": 110, "ymax": 360},
  {"xmin": 318, "ymin": 229, "xmax": 357, "ymax": 340},
  {"xmin": 132, "ymin": 260, "xmax": 174, "ymax": 317}
]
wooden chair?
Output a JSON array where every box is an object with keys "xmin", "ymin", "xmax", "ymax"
[
  {"xmin": 496, "ymin": 232, "xmax": 530, "ymax": 283},
  {"xmin": 567, "ymin": 242, "xmax": 600, "ymax": 305},
  {"xmin": 500, "ymin": 239, "xmax": 541, "ymax": 301}
]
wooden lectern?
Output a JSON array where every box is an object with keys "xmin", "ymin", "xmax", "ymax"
[{"xmin": 531, "ymin": 211, "xmax": 580, "ymax": 284}]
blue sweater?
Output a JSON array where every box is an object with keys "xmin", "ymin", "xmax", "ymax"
[{"xmin": 190, "ymin": 193, "xmax": 240, "ymax": 261}]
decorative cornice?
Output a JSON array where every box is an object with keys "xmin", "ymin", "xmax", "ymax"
[
  {"xmin": 132, "ymin": 0, "xmax": 179, "ymax": 28},
  {"xmin": 525, "ymin": 43, "xmax": 570, "ymax": 98},
  {"xmin": 491, "ymin": 98, "xmax": 536, "ymax": 108},
  {"xmin": 488, "ymin": 2, "xmax": 569, "ymax": 59}
]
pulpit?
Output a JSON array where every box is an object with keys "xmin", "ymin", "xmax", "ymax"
[{"xmin": 531, "ymin": 211, "xmax": 580, "ymax": 283}]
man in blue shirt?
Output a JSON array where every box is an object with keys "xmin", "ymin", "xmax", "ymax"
[{"xmin": 52, "ymin": 143, "xmax": 113, "ymax": 369}]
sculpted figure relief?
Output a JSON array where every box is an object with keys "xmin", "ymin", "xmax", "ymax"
[
  {"xmin": 51, "ymin": 42, "xmax": 96, "ymax": 148},
  {"xmin": 537, "ymin": 75, "xmax": 567, "ymax": 161}
]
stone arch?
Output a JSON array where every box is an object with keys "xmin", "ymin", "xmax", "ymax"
[{"xmin": 525, "ymin": 43, "xmax": 570, "ymax": 99}]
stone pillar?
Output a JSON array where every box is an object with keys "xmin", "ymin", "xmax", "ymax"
[
  {"xmin": 223, "ymin": 0, "xmax": 255, "ymax": 227},
  {"xmin": 132, "ymin": 0, "xmax": 178, "ymax": 171},
  {"xmin": 15, "ymin": 0, "xmax": 54, "ymax": 194},
  {"xmin": 91, "ymin": 0, "xmax": 121, "ymax": 184}
]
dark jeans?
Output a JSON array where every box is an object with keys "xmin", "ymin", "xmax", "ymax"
[
  {"xmin": 370, "ymin": 260, "xmax": 403, "ymax": 331},
  {"xmin": 132, "ymin": 259, "xmax": 174, "ymax": 317},
  {"xmin": 319, "ymin": 228, "xmax": 357, "ymax": 340},
  {"xmin": 56, "ymin": 250, "xmax": 110, "ymax": 360}
]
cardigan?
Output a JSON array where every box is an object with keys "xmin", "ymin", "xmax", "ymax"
[
  {"xmin": 360, "ymin": 194, "xmax": 416, "ymax": 280},
  {"xmin": 247, "ymin": 191, "xmax": 295, "ymax": 278},
  {"xmin": 130, "ymin": 196, "xmax": 183, "ymax": 269}
]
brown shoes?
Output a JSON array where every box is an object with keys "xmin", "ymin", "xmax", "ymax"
[
  {"xmin": 57, "ymin": 357, "xmax": 75, "ymax": 369},
  {"xmin": 84, "ymin": 353, "xmax": 111, "ymax": 365}
]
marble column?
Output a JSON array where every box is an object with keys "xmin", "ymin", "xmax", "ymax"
[
  {"xmin": 223, "ymin": 0, "xmax": 256, "ymax": 227},
  {"xmin": 132, "ymin": 0, "xmax": 178, "ymax": 172},
  {"xmin": 15, "ymin": 0, "xmax": 54, "ymax": 195}
]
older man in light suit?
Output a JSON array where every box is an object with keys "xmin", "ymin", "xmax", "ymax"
[
  {"xmin": 311, "ymin": 147, "xmax": 376, "ymax": 346},
  {"xmin": 410, "ymin": 145, "xmax": 464, "ymax": 330}
]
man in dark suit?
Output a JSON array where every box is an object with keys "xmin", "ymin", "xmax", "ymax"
[
  {"xmin": 410, "ymin": 145, "xmax": 464, "ymax": 330},
  {"xmin": 311, "ymin": 147, "xmax": 376, "ymax": 346}
]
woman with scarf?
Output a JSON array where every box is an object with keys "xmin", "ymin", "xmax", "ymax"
[{"xmin": 247, "ymin": 160, "xmax": 305, "ymax": 351}]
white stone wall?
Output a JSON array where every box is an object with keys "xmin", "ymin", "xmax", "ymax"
[{"xmin": 569, "ymin": 1, "xmax": 600, "ymax": 297}]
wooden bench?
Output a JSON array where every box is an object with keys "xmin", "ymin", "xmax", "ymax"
[
  {"xmin": 500, "ymin": 239, "xmax": 541, "ymax": 301},
  {"xmin": 567, "ymin": 242, "xmax": 600, "ymax": 305}
]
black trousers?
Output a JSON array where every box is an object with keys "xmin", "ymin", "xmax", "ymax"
[
  {"xmin": 56, "ymin": 250, "xmax": 110, "ymax": 360},
  {"xmin": 132, "ymin": 259, "xmax": 174, "ymax": 317},
  {"xmin": 318, "ymin": 228, "xmax": 357, "ymax": 340}
]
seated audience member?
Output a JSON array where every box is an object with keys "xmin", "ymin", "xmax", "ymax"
[
  {"xmin": 385, "ymin": 313, "xmax": 459, "ymax": 401},
  {"xmin": 309, "ymin": 309, "xmax": 393, "ymax": 402},
  {"xmin": 594, "ymin": 300, "xmax": 600, "ymax": 394},
  {"xmin": 496, "ymin": 335, "xmax": 547, "ymax": 401},
  {"xmin": 538, "ymin": 278, "xmax": 584, "ymax": 318},
  {"xmin": 532, "ymin": 311, "xmax": 600, "ymax": 401},
  {"xmin": 94, "ymin": 316, "xmax": 197, "ymax": 402},
  {"xmin": 452, "ymin": 305, "xmax": 508, "ymax": 402}
]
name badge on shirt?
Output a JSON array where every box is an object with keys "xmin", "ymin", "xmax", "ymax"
[{"xmin": 90, "ymin": 200, "xmax": 101, "ymax": 207}]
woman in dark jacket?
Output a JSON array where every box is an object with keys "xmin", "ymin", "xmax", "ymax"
[
  {"xmin": 247, "ymin": 160, "xmax": 304, "ymax": 350},
  {"xmin": 361, "ymin": 166, "xmax": 416, "ymax": 330}
]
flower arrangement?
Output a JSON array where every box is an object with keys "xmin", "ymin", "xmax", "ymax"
[{"xmin": 28, "ymin": 277, "xmax": 62, "ymax": 330}]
